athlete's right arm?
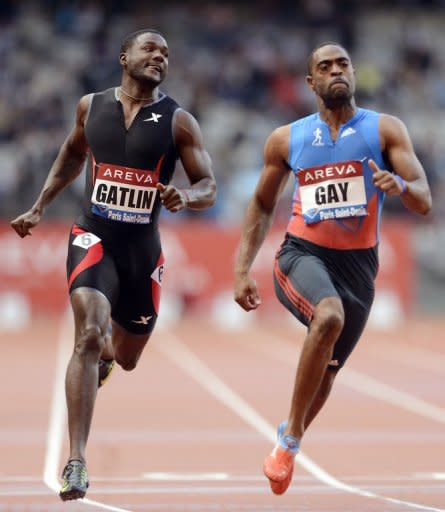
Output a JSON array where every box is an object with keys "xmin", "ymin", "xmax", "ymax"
[
  {"xmin": 234, "ymin": 125, "xmax": 291, "ymax": 311},
  {"xmin": 11, "ymin": 95, "xmax": 91, "ymax": 238}
]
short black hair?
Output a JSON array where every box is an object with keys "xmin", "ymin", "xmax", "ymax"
[
  {"xmin": 307, "ymin": 41, "xmax": 348, "ymax": 75},
  {"xmin": 120, "ymin": 29, "xmax": 165, "ymax": 53}
]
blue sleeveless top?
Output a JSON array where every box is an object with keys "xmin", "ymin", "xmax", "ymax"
[{"xmin": 286, "ymin": 108, "xmax": 385, "ymax": 249}]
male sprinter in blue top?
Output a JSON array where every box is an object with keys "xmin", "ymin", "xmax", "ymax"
[
  {"xmin": 234, "ymin": 42, "xmax": 431, "ymax": 495},
  {"xmin": 11, "ymin": 29, "xmax": 216, "ymax": 501}
]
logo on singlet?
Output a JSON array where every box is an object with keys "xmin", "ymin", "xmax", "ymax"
[
  {"xmin": 143, "ymin": 113, "xmax": 162, "ymax": 123},
  {"xmin": 312, "ymin": 127, "xmax": 324, "ymax": 146},
  {"xmin": 340, "ymin": 127, "xmax": 356, "ymax": 138}
]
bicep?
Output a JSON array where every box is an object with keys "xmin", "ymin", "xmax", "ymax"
[
  {"xmin": 174, "ymin": 110, "xmax": 214, "ymax": 184},
  {"xmin": 254, "ymin": 130, "xmax": 291, "ymax": 212},
  {"xmin": 382, "ymin": 116, "xmax": 427, "ymax": 182},
  {"xmin": 254, "ymin": 164, "xmax": 290, "ymax": 213},
  {"xmin": 64, "ymin": 96, "xmax": 90, "ymax": 158}
]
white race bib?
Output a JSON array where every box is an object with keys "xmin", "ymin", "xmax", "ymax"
[
  {"xmin": 298, "ymin": 160, "xmax": 368, "ymax": 224},
  {"xmin": 91, "ymin": 163, "xmax": 158, "ymax": 224}
]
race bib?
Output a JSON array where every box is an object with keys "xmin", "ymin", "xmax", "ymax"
[
  {"xmin": 91, "ymin": 163, "xmax": 158, "ymax": 224},
  {"xmin": 297, "ymin": 160, "xmax": 368, "ymax": 224}
]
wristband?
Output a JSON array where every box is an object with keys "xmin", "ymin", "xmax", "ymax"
[
  {"xmin": 182, "ymin": 189, "xmax": 191, "ymax": 205},
  {"xmin": 394, "ymin": 175, "xmax": 407, "ymax": 194}
]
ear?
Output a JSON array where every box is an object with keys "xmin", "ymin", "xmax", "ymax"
[
  {"xmin": 306, "ymin": 74, "xmax": 315, "ymax": 91},
  {"xmin": 119, "ymin": 52, "xmax": 126, "ymax": 66}
]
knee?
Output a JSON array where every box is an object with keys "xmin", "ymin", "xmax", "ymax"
[
  {"xmin": 75, "ymin": 325, "xmax": 106, "ymax": 357},
  {"xmin": 112, "ymin": 330, "xmax": 150, "ymax": 372},
  {"xmin": 115, "ymin": 356, "xmax": 138, "ymax": 372},
  {"xmin": 311, "ymin": 299, "xmax": 344, "ymax": 342}
]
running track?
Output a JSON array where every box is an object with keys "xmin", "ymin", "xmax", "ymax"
[{"xmin": 0, "ymin": 312, "xmax": 444, "ymax": 511}]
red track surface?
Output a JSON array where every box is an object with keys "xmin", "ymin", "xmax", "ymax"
[{"xmin": 0, "ymin": 314, "xmax": 444, "ymax": 511}]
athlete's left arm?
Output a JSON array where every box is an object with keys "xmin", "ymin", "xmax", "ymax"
[
  {"xmin": 370, "ymin": 114, "xmax": 432, "ymax": 215},
  {"xmin": 156, "ymin": 109, "xmax": 216, "ymax": 212}
]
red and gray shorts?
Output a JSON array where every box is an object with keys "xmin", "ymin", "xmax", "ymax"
[{"xmin": 273, "ymin": 234, "xmax": 377, "ymax": 369}]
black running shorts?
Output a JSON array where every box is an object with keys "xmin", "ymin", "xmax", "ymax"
[
  {"xmin": 66, "ymin": 215, "xmax": 164, "ymax": 335},
  {"xmin": 273, "ymin": 234, "xmax": 378, "ymax": 368}
]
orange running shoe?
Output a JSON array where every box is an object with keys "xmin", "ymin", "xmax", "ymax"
[
  {"xmin": 269, "ymin": 457, "xmax": 294, "ymax": 495},
  {"xmin": 263, "ymin": 421, "xmax": 298, "ymax": 495}
]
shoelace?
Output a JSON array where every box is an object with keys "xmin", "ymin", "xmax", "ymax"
[{"xmin": 63, "ymin": 462, "xmax": 87, "ymax": 482}]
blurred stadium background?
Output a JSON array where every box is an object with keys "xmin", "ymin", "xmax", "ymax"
[{"xmin": 0, "ymin": 0, "xmax": 444, "ymax": 330}]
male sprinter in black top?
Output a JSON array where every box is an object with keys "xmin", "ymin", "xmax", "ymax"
[{"xmin": 11, "ymin": 29, "xmax": 216, "ymax": 501}]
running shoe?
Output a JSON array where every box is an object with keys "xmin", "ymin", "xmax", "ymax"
[
  {"xmin": 59, "ymin": 459, "xmax": 89, "ymax": 501},
  {"xmin": 263, "ymin": 420, "xmax": 299, "ymax": 495},
  {"xmin": 98, "ymin": 358, "xmax": 115, "ymax": 388}
]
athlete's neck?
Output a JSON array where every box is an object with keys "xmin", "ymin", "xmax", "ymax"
[
  {"xmin": 119, "ymin": 83, "xmax": 159, "ymax": 104},
  {"xmin": 318, "ymin": 99, "xmax": 357, "ymax": 128}
]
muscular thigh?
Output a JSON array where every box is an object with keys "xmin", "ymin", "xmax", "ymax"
[
  {"xmin": 274, "ymin": 235, "xmax": 375, "ymax": 368},
  {"xmin": 66, "ymin": 224, "xmax": 119, "ymax": 305},
  {"xmin": 112, "ymin": 236, "xmax": 165, "ymax": 335},
  {"xmin": 274, "ymin": 237, "xmax": 339, "ymax": 327},
  {"xmin": 66, "ymin": 222, "xmax": 165, "ymax": 336},
  {"xmin": 330, "ymin": 280, "xmax": 375, "ymax": 368}
]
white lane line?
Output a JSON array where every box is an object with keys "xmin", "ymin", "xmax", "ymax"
[
  {"xmin": 0, "ymin": 472, "xmax": 441, "ymax": 484},
  {"xmin": 43, "ymin": 308, "xmax": 71, "ymax": 491},
  {"xmin": 245, "ymin": 327, "xmax": 445, "ymax": 424},
  {"xmin": 362, "ymin": 342, "xmax": 445, "ymax": 375},
  {"xmin": 341, "ymin": 369, "xmax": 445, "ymax": 423},
  {"xmin": 1, "ymin": 483, "xmax": 444, "ymax": 497},
  {"xmin": 143, "ymin": 472, "xmax": 230, "ymax": 481},
  {"xmin": 157, "ymin": 332, "xmax": 445, "ymax": 512},
  {"xmin": 43, "ymin": 309, "xmax": 134, "ymax": 512},
  {"xmin": 415, "ymin": 473, "xmax": 445, "ymax": 481}
]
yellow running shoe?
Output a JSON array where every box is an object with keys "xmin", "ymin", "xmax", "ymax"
[
  {"xmin": 59, "ymin": 459, "xmax": 89, "ymax": 501},
  {"xmin": 98, "ymin": 358, "xmax": 115, "ymax": 388}
]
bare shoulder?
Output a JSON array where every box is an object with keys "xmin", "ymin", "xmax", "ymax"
[
  {"xmin": 379, "ymin": 113, "xmax": 411, "ymax": 147},
  {"xmin": 172, "ymin": 108, "xmax": 201, "ymax": 143},
  {"xmin": 379, "ymin": 112, "xmax": 409, "ymax": 131},
  {"xmin": 76, "ymin": 94, "xmax": 94, "ymax": 124},
  {"xmin": 174, "ymin": 107, "xmax": 195, "ymax": 124},
  {"xmin": 264, "ymin": 124, "xmax": 291, "ymax": 160},
  {"xmin": 266, "ymin": 124, "xmax": 291, "ymax": 144}
]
